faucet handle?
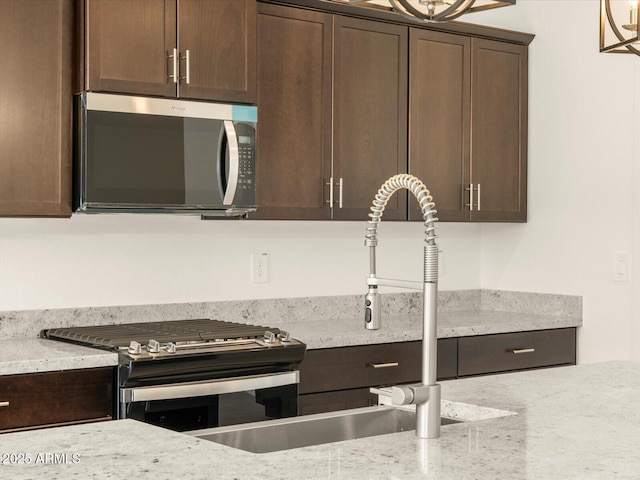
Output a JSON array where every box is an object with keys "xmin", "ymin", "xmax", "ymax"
[
  {"xmin": 391, "ymin": 386, "xmax": 415, "ymax": 405},
  {"xmin": 371, "ymin": 384, "xmax": 430, "ymax": 406}
]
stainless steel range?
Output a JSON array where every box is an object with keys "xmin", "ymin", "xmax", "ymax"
[{"xmin": 42, "ymin": 319, "xmax": 306, "ymax": 432}]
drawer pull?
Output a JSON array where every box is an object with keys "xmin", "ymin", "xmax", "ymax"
[
  {"xmin": 367, "ymin": 362, "xmax": 399, "ymax": 369},
  {"xmin": 511, "ymin": 348, "xmax": 535, "ymax": 354},
  {"xmin": 0, "ymin": 401, "xmax": 9, "ymax": 408}
]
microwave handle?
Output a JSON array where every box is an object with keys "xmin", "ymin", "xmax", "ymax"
[{"xmin": 222, "ymin": 120, "xmax": 240, "ymax": 205}]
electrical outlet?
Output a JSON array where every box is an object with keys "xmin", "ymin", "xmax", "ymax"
[
  {"xmin": 252, "ymin": 253, "xmax": 269, "ymax": 283},
  {"xmin": 613, "ymin": 252, "xmax": 630, "ymax": 282}
]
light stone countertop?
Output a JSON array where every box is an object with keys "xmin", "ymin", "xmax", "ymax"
[
  {"xmin": 0, "ymin": 308, "xmax": 580, "ymax": 375},
  {"xmin": 285, "ymin": 309, "xmax": 581, "ymax": 349},
  {"xmin": 0, "ymin": 290, "xmax": 581, "ymax": 374},
  {"xmin": 0, "ymin": 361, "xmax": 636, "ymax": 479},
  {"xmin": 0, "ymin": 307, "xmax": 581, "ymax": 375},
  {"xmin": 0, "ymin": 339, "xmax": 118, "ymax": 376}
]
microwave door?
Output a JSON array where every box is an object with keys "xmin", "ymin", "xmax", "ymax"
[{"xmin": 219, "ymin": 120, "xmax": 240, "ymax": 206}]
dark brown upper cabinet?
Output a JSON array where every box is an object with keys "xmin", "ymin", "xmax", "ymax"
[
  {"xmin": 408, "ymin": 29, "xmax": 528, "ymax": 222},
  {"xmin": 0, "ymin": 0, "xmax": 73, "ymax": 217},
  {"xmin": 252, "ymin": 4, "xmax": 333, "ymax": 220},
  {"xmin": 470, "ymin": 38, "xmax": 527, "ymax": 222},
  {"xmin": 82, "ymin": 0, "xmax": 256, "ymax": 104},
  {"xmin": 252, "ymin": 4, "xmax": 407, "ymax": 220},
  {"xmin": 332, "ymin": 16, "xmax": 408, "ymax": 221},
  {"xmin": 408, "ymin": 29, "xmax": 470, "ymax": 222}
]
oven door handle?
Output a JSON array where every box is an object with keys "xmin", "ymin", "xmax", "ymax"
[{"xmin": 120, "ymin": 371, "xmax": 299, "ymax": 403}]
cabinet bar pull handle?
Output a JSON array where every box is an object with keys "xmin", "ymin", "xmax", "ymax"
[
  {"xmin": 181, "ymin": 49, "xmax": 191, "ymax": 84},
  {"xmin": 477, "ymin": 183, "xmax": 481, "ymax": 211},
  {"xmin": 367, "ymin": 362, "xmax": 399, "ymax": 368},
  {"xmin": 325, "ymin": 177, "xmax": 334, "ymax": 206},
  {"xmin": 511, "ymin": 348, "xmax": 535, "ymax": 354},
  {"xmin": 338, "ymin": 177, "xmax": 343, "ymax": 209},
  {"xmin": 168, "ymin": 48, "xmax": 178, "ymax": 83},
  {"xmin": 465, "ymin": 184, "xmax": 474, "ymax": 211},
  {"xmin": 0, "ymin": 401, "xmax": 9, "ymax": 408}
]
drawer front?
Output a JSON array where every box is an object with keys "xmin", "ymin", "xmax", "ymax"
[
  {"xmin": 299, "ymin": 388, "xmax": 377, "ymax": 415},
  {"xmin": 299, "ymin": 342, "xmax": 421, "ymax": 394},
  {"xmin": 299, "ymin": 339, "xmax": 457, "ymax": 394},
  {"xmin": 438, "ymin": 337, "xmax": 458, "ymax": 380},
  {"xmin": 0, "ymin": 367, "xmax": 113, "ymax": 432},
  {"xmin": 457, "ymin": 328, "xmax": 576, "ymax": 377}
]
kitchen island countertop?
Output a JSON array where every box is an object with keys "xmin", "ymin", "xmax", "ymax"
[{"xmin": 0, "ymin": 361, "xmax": 636, "ymax": 479}]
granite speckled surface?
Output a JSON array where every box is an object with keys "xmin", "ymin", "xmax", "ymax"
[
  {"xmin": 0, "ymin": 362, "xmax": 635, "ymax": 479},
  {"xmin": 0, "ymin": 290, "xmax": 581, "ymax": 373},
  {"xmin": 288, "ymin": 310, "xmax": 581, "ymax": 349},
  {"xmin": 0, "ymin": 289, "xmax": 581, "ymax": 339},
  {"xmin": 0, "ymin": 339, "xmax": 118, "ymax": 376}
]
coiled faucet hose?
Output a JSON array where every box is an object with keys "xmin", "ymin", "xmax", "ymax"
[{"xmin": 365, "ymin": 174, "xmax": 438, "ymax": 246}]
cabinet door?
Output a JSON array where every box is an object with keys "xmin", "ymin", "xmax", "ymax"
[
  {"xmin": 178, "ymin": 0, "xmax": 256, "ymax": 103},
  {"xmin": 0, "ymin": 0, "xmax": 72, "ymax": 216},
  {"xmin": 332, "ymin": 16, "xmax": 408, "ymax": 221},
  {"xmin": 86, "ymin": 0, "xmax": 176, "ymax": 97},
  {"xmin": 470, "ymin": 39, "xmax": 528, "ymax": 222},
  {"xmin": 251, "ymin": 4, "xmax": 332, "ymax": 220},
  {"xmin": 408, "ymin": 29, "xmax": 470, "ymax": 222}
]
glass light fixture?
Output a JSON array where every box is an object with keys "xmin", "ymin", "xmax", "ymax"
[
  {"xmin": 600, "ymin": 0, "xmax": 640, "ymax": 55},
  {"xmin": 348, "ymin": 0, "xmax": 516, "ymax": 22}
]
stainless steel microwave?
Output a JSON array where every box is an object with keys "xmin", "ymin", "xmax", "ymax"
[{"xmin": 74, "ymin": 93, "xmax": 257, "ymax": 216}]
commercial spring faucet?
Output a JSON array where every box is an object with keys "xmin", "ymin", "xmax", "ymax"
[{"xmin": 364, "ymin": 174, "xmax": 441, "ymax": 439}]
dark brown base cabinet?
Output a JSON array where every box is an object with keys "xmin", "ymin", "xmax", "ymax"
[
  {"xmin": 457, "ymin": 328, "xmax": 576, "ymax": 376},
  {"xmin": 0, "ymin": 368, "xmax": 113, "ymax": 432},
  {"xmin": 298, "ymin": 328, "xmax": 576, "ymax": 415}
]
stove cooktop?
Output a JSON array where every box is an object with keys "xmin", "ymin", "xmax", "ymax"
[{"xmin": 42, "ymin": 319, "xmax": 301, "ymax": 361}]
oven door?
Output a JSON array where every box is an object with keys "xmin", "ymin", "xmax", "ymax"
[{"xmin": 119, "ymin": 371, "xmax": 299, "ymax": 432}]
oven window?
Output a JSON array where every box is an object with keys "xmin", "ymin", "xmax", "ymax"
[{"xmin": 125, "ymin": 384, "xmax": 298, "ymax": 432}]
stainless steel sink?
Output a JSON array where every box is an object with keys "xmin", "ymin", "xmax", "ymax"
[{"xmin": 188, "ymin": 406, "xmax": 460, "ymax": 453}]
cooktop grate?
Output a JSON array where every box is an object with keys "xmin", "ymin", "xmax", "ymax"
[{"xmin": 44, "ymin": 319, "xmax": 281, "ymax": 349}]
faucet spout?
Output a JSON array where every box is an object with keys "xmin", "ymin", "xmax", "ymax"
[{"xmin": 363, "ymin": 174, "xmax": 440, "ymax": 439}]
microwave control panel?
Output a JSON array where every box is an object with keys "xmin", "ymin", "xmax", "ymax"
[{"xmin": 233, "ymin": 122, "xmax": 256, "ymax": 206}]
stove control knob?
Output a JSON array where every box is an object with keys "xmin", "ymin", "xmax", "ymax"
[
  {"xmin": 128, "ymin": 341, "xmax": 142, "ymax": 355},
  {"xmin": 148, "ymin": 339, "xmax": 161, "ymax": 354},
  {"xmin": 166, "ymin": 342, "xmax": 177, "ymax": 354},
  {"xmin": 278, "ymin": 331, "xmax": 291, "ymax": 343},
  {"xmin": 263, "ymin": 331, "xmax": 277, "ymax": 344}
]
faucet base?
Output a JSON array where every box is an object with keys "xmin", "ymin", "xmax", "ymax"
[{"xmin": 416, "ymin": 383, "xmax": 441, "ymax": 439}]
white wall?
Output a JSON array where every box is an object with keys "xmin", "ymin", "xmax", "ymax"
[
  {"xmin": 1, "ymin": 0, "xmax": 636, "ymax": 364},
  {"xmin": 0, "ymin": 216, "xmax": 481, "ymax": 310}
]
